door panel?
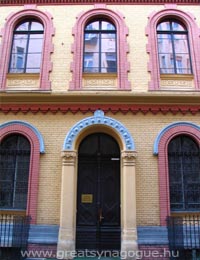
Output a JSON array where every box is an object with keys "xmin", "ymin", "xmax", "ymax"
[
  {"xmin": 76, "ymin": 133, "xmax": 120, "ymax": 251},
  {"xmin": 101, "ymin": 159, "xmax": 120, "ymax": 227}
]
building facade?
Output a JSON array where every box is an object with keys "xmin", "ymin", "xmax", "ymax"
[{"xmin": 0, "ymin": 0, "xmax": 200, "ymax": 259}]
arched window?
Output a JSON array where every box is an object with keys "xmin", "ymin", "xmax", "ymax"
[
  {"xmin": 83, "ymin": 19, "xmax": 116, "ymax": 73},
  {"xmin": 168, "ymin": 135, "xmax": 200, "ymax": 212},
  {"xmin": 157, "ymin": 20, "xmax": 192, "ymax": 74},
  {"xmin": 154, "ymin": 122, "xmax": 200, "ymax": 225},
  {"xmin": 0, "ymin": 7, "xmax": 54, "ymax": 90},
  {"xmin": 9, "ymin": 19, "xmax": 44, "ymax": 73},
  {"xmin": 0, "ymin": 134, "xmax": 30, "ymax": 210},
  {"xmin": 70, "ymin": 6, "xmax": 130, "ymax": 90},
  {"xmin": 146, "ymin": 8, "xmax": 200, "ymax": 90}
]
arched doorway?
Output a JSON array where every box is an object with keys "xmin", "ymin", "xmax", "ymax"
[
  {"xmin": 76, "ymin": 133, "xmax": 121, "ymax": 251},
  {"xmin": 58, "ymin": 111, "xmax": 137, "ymax": 259}
]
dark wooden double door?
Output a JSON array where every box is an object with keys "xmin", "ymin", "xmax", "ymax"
[{"xmin": 76, "ymin": 133, "xmax": 121, "ymax": 251}]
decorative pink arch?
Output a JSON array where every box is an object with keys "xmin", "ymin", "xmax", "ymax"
[
  {"xmin": 0, "ymin": 121, "xmax": 45, "ymax": 224},
  {"xmin": 154, "ymin": 123, "xmax": 200, "ymax": 226},
  {"xmin": 146, "ymin": 5, "xmax": 200, "ymax": 90},
  {"xmin": 70, "ymin": 5, "xmax": 130, "ymax": 90},
  {"xmin": 0, "ymin": 5, "xmax": 55, "ymax": 90}
]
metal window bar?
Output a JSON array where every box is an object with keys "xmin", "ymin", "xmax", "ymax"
[
  {"xmin": 167, "ymin": 215, "xmax": 200, "ymax": 259},
  {"xmin": 167, "ymin": 215, "xmax": 200, "ymax": 249},
  {"xmin": 0, "ymin": 214, "xmax": 30, "ymax": 248}
]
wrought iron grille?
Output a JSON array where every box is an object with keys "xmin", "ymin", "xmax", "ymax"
[
  {"xmin": 167, "ymin": 215, "xmax": 200, "ymax": 259},
  {"xmin": 0, "ymin": 214, "xmax": 30, "ymax": 248},
  {"xmin": 168, "ymin": 135, "xmax": 200, "ymax": 211},
  {"xmin": 0, "ymin": 134, "xmax": 30, "ymax": 210}
]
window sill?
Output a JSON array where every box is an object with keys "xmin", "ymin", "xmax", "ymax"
[
  {"xmin": 171, "ymin": 211, "xmax": 200, "ymax": 216},
  {"xmin": 0, "ymin": 209, "xmax": 26, "ymax": 216},
  {"xmin": 160, "ymin": 74, "xmax": 194, "ymax": 80}
]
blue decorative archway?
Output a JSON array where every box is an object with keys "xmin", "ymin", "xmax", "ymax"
[
  {"xmin": 63, "ymin": 110, "xmax": 135, "ymax": 150},
  {"xmin": 153, "ymin": 121, "xmax": 200, "ymax": 155},
  {"xmin": 0, "ymin": 120, "xmax": 45, "ymax": 153}
]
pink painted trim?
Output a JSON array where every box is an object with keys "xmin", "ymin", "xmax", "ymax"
[
  {"xmin": 157, "ymin": 125, "xmax": 200, "ymax": 225},
  {"xmin": 1, "ymin": 103, "xmax": 200, "ymax": 115},
  {"xmin": 0, "ymin": 5, "xmax": 55, "ymax": 90},
  {"xmin": 0, "ymin": 124, "xmax": 41, "ymax": 224},
  {"xmin": 70, "ymin": 6, "xmax": 130, "ymax": 90},
  {"xmin": 146, "ymin": 6, "xmax": 200, "ymax": 90}
]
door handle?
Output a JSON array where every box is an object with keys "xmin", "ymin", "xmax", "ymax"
[{"xmin": 99, "ymin": 208, "xmax": 104, "ymax": 223}]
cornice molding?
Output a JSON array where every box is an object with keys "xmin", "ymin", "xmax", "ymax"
[
  {"xmin": 1, "ymin": 104, "xmax": 199, "ymax": 115},
  {"xmin": 1, "ymin": 0, "xmax": 199, "ymax": 5},
  {"xmin": 1, "ymin": 92, "xmax": 200, "ymax": 104}
]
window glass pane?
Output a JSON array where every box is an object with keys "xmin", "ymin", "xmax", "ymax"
[
  {"xmin": 31, "ymin": 21, "xmax": 43, "ymax": 31},
  {"xmin": 85, "ymin": 21, "xmax": 99, "ymax": 30},
  {"xmin": 83, "ymin": 52, "xmax": 99, "ymax": 73},
  {"xmin": 10, "ymin": 35, "xmax": 27, "ymax": 73},
  {"xmin": 106, "ymin": 53, "xmax": 117, "ymax": 72},
  {"xmin": 26, "ymin": 53, "xmax": 42, "ymax": 72},
  {"xmin": 28, "ymin": 35, "xmax": 44, "ymax": 53},
  {"xmin": 157, "ymin": 35, "xmax": 173, "ymax": 73},
  {"xmin": 157, "ymin": 35, "xmax": 173, "ymax": 53},
  {"xmin": 84, "ymin": 33, "xmax": 98, "ymax": 45},
  {"xmin": 102, "ymin": 21, "xmax": 115, "ymax": 30},
  {"xmin": 16, "ymin": 22, "xmax": 29, "ymax": 31},
  {"xmin": 101, "ymin": 52, "xmax": 117, "ymax": 73},
  {"xmin": 173, "ymin": 34, "xmax": 188, "ymax": 53},
  {"xmin": 101, "ymin": 33, "xmax": 116, "ymax": 52},
  {"xmin": 15, "ymin": 21, "xmax": 43, "ymax": 31},
  {"xmin": 175, "ymin": 54, "xmax": 191, "ymax": 74},
  {"xmin": 158, "ymin": 54, "xmax": 175, "ymax": 74},
  {"xmin": 172, "ymin": 21, "xmax": 186, "ymax": 31},
  {"xmin": 12, "ymin": 34, "xmax": 28, "ymax": 49},
  {"xmin": 157, "ymin": 21, "xmax": 170, "ymax": 31}
]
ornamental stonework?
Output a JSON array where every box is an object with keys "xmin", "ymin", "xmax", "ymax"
[
  {"xmin": 160, "ymin": 79, "xmax": 193, "ymax": 89},
  {"xmin": 61, "ymin": 151, "xmax": 77, "ymax": 166}
]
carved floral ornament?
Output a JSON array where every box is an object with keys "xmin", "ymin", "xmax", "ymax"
[
  {"xmin": 121, "ymin": 151, "xmax": 137, "ymax": 160},
  {"xmin": 61, "ymin": 151, "xmax": 77, "ymax": 164}
]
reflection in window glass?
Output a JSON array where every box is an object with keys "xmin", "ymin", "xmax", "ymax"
[
  {"xmin": 83, "ymin": 20, "xmax": 117, "ymax": 73},
  {"xmin": 9, "ymin": 19, "xmax": 44, "ymax": 73},
  {"xmin": 157, "ymin": 20, "xmax": 192, "ymax": 74}
]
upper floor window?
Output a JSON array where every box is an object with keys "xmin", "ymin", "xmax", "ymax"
[
  {"xmin": 146, "ymin": 8, "xmax": 200, "ymax": 90},
  {"xmin": 0, "ymin": 134, "xmax": 30, "ymax": 210},
  {"xmin": 0, "ymin": 7, "xmax": 54, "ymax": 90},
  {"xmin": 168, "ymin": 135, "xmax": 200, "ymax": 211},
  {"xmin": 9, "ymin": 19, "xmax": 44, "ymax": 73},
  {"xmin": 83, "ymin": 20, "xmax": 116, "ymax": 73},
  {"xmin": 157, "ymin": 20, "xmax": 192, "ymax": 75},
  {"xmin": 70, "ymin": 7, "xmax": 130, "ymax": 90}
]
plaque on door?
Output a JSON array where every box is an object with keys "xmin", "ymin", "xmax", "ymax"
[{"xmin": 81, "ymin": 194, "xmax": 93, "ymax": 203}]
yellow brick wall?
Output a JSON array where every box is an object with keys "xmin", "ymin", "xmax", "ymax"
[
  {"xmin": 1, "ymin": 4, "xmax": 200, "ymax": 91},
  {"xmin": 1, "ymin": 112, "xmax": 200, "ymax": 225}
]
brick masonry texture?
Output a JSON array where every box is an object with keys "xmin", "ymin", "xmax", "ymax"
[{"xmin": 1, "ymin": 112, "xmax": 199, "ymax": 225}]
